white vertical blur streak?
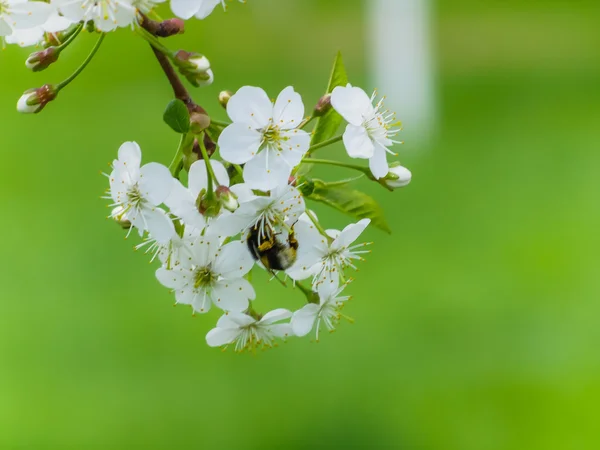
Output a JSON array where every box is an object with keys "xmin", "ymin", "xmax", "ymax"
[{"xmin": 368, "ymin": 0, "xmax": 436, "ymax": 143}]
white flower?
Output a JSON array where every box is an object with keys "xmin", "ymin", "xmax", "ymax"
[
  {"xmin": 6, "ymin": 7, "xmax": 72, "ymax": 47},
  {"xmin": 218, "ymin": 86, "xmax": 311, "ymax": 190},
  {"xmin": 171, "ymin": 0, "xmax": 244, "ymax": 21},
  {"xmin": 215, "ymin": 184, "xmax": 305, "ymax": 239},
  {"xmin": 0, "ymin": 0, "xmax": 51, "ymax": 37},
  {"xmin": 331, "ymin": 84, "xmax": 402, "ymax": 179},
  {"xmin": 164, "ymin": 158, "xmax": 230, "ymax": 230},
  {"xmin": 291, "ymin": 283, "xmax": 352, "ymax": 340},
  {"xmin": 385, "ymin": 165, "xmax": 412, "ymax": 188},
  {"xmin": 287, "ymin": 218, "xmax": 371, "ymax": 290},
  {"xmin": 155, "ymin": 236, "xmax": 255, "ymax": 313},
  {"xmin": 206, "ymin": 309, "xmax": 293, "ymax": 352},
  {"xmin": 57, "ymin": 0, "xmax": 135, "ymax": 32},
  {"xmin": 107, "ymin": 141, "xmax": 175, "ymax": 243}
]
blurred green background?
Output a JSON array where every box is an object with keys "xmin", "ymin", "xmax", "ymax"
[{"xmin": 2, "ymin": 0, "xmax": 600, "ymax": 448}]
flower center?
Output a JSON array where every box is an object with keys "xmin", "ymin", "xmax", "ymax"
[
  {"xmin": 262, "ymin": 122, "xmax": 282, "ymax": 146},
  {"xmin": 362, "ymin": 93, "xmax": 402, "ymax": 143},
  {"xmin": 127, "ymin": 185, "xmax": 144, "ymax": 207},
  {"xmin": 194, "ymin": 266, "xmax": 215, "ymax": 289}
]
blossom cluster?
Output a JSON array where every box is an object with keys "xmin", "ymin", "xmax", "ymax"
[
  {"xmin": 1, "ymin": 0, "xmax": 244, "ymax": 47},
  {"xmin": 7, "ymin": 0, "xmax": 415, "ymax": 352},
  {"xmin": 105, "ymin": 84, "xmax": 412, "ymax": 351}
]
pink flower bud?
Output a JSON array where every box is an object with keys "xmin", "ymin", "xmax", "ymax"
[
  {"xmin": 26, "ymin": 47, "xmax": 60, "ymax": 72},
  {"xmin": 17, "ymin": 84, "xmax": 58, "ymax": 114}
]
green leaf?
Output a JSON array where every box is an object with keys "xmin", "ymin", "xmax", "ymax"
[
  {"xmin": 311, "ymin": 51, "xmax": 348, "ymax": 146},
  {"xmin": 308, "ymin": 183, "xmax": 391, "ymax": 233},
  {"xmin": 163, "ymin": 99, "xmax": 190, "ymax": 133}
]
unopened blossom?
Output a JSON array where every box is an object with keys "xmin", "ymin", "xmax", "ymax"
[
  {"xmin": 385, "ymin": 165, "xmax": 412, "ymax": 189},
  {"xmin": 291, "ymin": 283, "xmax": 352, "ymax": 340},
  {"xmin": 171, "ymin": 0, "xmax": 245, "ymax": 21},
  {"xmin": 57, "ymin": 0, "xmax": 136, "ymax": 32},
  {"xmin": 331, "ymin": 84, "xmax": 402, "ymax": 179},
  {"xmin": 155, "ymin": 236, "xmax": 255, "ymax": 313},
  {"xmin": 206, "ymin": 309, "xmax": 293, "ymax": 351},
  {"xmin": 7, "ymin": 7, "xmax": 72, "ymax": 47},
  {"xmin": 287, "ymin": 218, "xmax": 371, "ymax": 290},
  {"xmin": 107, "ymin": 141, "xmax": 175, "ymax": 243},
  {"xmin": 215, "ymin": 184, "xmax": 305, "ymax": 239},
  {"xmin": 0, "ymin": 0, "xmax": 51, "ymax": 37},
  {"xmin": 218, "ymin": 86, "xmax": 311, "ymax": 190},
  {"xmin": 165, "ymin": 159, "xmax": 230, "ymax": 230}
]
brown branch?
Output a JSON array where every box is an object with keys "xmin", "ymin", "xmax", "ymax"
[{"xmin": 150, "ymin": 45, "xmax": 191, "ymax": 103}]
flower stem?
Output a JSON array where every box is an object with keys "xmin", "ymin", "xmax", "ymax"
[
  {"xmin": 199, "ymin": 134, "xmax": 217, "ymax": 195},
  {"xmin": 298, "ymin": 116, "xmax": 314, "ymax": 130},
  {"xmin": 305, "ymin": 209, "xmax": 332, "ymax": 243},
  {"xmin": 135, "ymin": 25, "xmax": 173, "ymax": 58},
  {"xmin": 296, "ymin": 282, "xmax": 320, "ymax": 304},
  {"xmin": 169, "ymin": 133, "xmax": 192, "ymax": 178},
  {"xmin": 56, "ymin": 33, "xmax": 105, "ymax": 91},
  {"xmin": 315, "ymin": 175, "xmax": 365, "ymax": 187},
  {"xmin": 210, "ymin": 119, "xmax": 231, "ymax": 128},
  {"xmin": 301, "ymin": 158, "xmax": 371, "ymax": 177},
  {"xmin": 56, "ymin": 23, "xmax": 83, "ymax": 52},
  {"xmin": 307, "ymin": 134, "xmax": 343, "ymax": 153}
]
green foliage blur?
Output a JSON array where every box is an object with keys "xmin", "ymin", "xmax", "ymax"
[{"xmin": 1, "ymin": 0, "xmax": 600, "ymax": 448}]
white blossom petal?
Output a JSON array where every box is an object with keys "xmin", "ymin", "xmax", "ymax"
[
  {"xmin": 142, "ymin": 206, "xmax": 176, "ymax": 244},
  {"xmin": 273, "ymin": 86, "xmax": 304, "ymax": 130},
  {"xmin": 206, "ymin": 326, "xmax": 241, "ymax": 347},
  {"xmin": 260, "ymin": 308, "xmax": 292, "ymax": 324},
  {"xmin": 213, "ymin": 240, "xmax": 254, "ymax": 279},
  {"xmin": 193, "ymin": 0, "xmax": 221, "ymax": 19},
  {"xmin": 369, "ymin": 142, "xmax": 390, "ymax": 179},
  {"xmin": 156, "ymin": 267, "xmax": 189, "ymax": 290},
  {"xmin": 333, "ymin": 219, "xmax": 370, "ymax": 250},
  {"xmin": 331, "ymin": 84, "xmax": 374, "ymax": 126},
  {"xmin": 243, "ymin": 148, "xmax": 291, "ymax": 191},
  {"xmin": 291, "ymin": 304, "xmax": 319, "ymax": 336},
  {"xmin": 188, "ymin": 159, "xmax": 229, "ymax": 198},
  {"xmin": 170, "ymin": 0, "xmax": 200, "ymax": 19},
  {"xmin": 6, "ymin": 1, "xmax": 51, "ymax": 29},
  {"xmin": 218, "ymin": 123, "xmax": 263, "ymax": 165},
  {"xmin": 227, "ymin": 86, "xmax": 273, "ymax": 128},
  {"xmin": 212, "ymin": 278, "xmax": 253, "ymax": 312},
  {"xmin": 278, "ymin": 129, "xmax": 311, "ymax": 165},
  {"xmin": 139, "ymin": 163, "xmax": 173, "ymax": 205},
  {"xmin": 342, "ymin": 124, "xmax": 374, "ymax": 159}
]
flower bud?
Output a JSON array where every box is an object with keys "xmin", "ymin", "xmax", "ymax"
[
  {"xmin": 197, "ymin": 191, "xmax": 222, "ymax": 219},
  {"xmin": 26, "ymin": 47, "xmax": 59, "ymax": 72},
  {"xmin": 189, "ymin": 112, "xmax": 211, "ymax": 134},
  {"xmin": 218, "ymin": 91, "xmax": 233, "ymax": 109},
  {"xmin": 173, "ymin": 50, "xmax": 213, "ymax": 88},
  {"xmin": 173, "ymin": 50, "xmax": 210, "ymax": 72},
  {"xmin": 17, "ymin": 84, "xmax": 58, "ymax": 114},
  {"xmin": 141, "ymin": 16, "xmax": 185, "ymax": 37},
  {"xmin": 296, "ymin": 177, "xmax": 315, "ymax": 196},
  {"xmin": 215, "ymin": 185, "xmax": 239, "ymax": 212},
  {"xmin": 314, "ymin": 93, "xmax": 332, "ymax": 117},
  {"xmin": 384, "ymin": 165, "xmax": 412, "ymax": 188},
  {"xmin": 187, "ymin": 69, "xmax": 213, "ymax": 88}
]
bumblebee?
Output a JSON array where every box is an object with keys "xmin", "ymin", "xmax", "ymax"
[{"xmin": 247, "ymin": 224, "xmax": 298, "ymax": 271}]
